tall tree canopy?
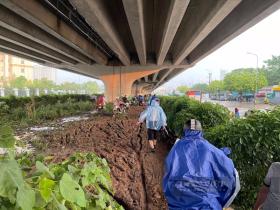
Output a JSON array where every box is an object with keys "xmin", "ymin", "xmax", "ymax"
[
  {"xmin": 263, "ymin": 55, "xmax": 280, "ymax": 85},
  {"xmin": 176, "ymin": 85, "xmax": 189, "ymax": 94},
  {"xmin": 191, "ymin": 83, "xmax": 209, "ymax": 92},
  {"xmin": 9, "ymin": 76, "xmax": 29, "ymax": 89},
  {"xmin": 223, "ymin": 68, "xmax": 267, "ymax": 93},
  {"xmin": 208, "ymin": 80, "xmax": 224, "ymax": 92}
]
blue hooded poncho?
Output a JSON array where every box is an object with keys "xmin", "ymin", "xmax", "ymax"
[
  {"xmin": 139, "ymin": 100, "xmax": 167, "ymax": 131},
  {"xmin": 163, "ymin": 129, "xmax": 236, "ymax": 210}
]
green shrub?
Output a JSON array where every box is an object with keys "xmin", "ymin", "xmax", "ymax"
[
  {"xmin": 160, "ymin": 96, "xmax": 230, "ymax": 136},
  {"xmin": 205, "ymin": 108, "xmax": 280, "ymax": 209},
  {"xmin": 0, "ymin": 124, "xmax": 124, "ymax": 209},
  {"xmin": 1, "ymin": 95, "xmax": 93, "ymax": 127},
  {"xmin": 105, "ymin": 102, "xmax": 113, "ymax": 113}
]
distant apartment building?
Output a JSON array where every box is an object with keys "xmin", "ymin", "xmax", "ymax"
[
  {"xmin": 0, "ymin": 52, "xmax": 57, "ymax": 85},
  {"xmin": 33, "ymin": 65, "xmax": 57, "ymax": 83}
]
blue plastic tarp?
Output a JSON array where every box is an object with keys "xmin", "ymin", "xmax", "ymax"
[{"xmin": 163, "ymin": 130, "xmax": 236, "ymax": 210}]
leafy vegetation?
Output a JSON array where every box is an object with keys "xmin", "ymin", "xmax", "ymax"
[
  {"xmin": 205, "ymin": 108, "xmax": 280, "ymax": 209},
  {"xmin": 0, "ymin": 124, "xmax": 123, "ymax": 210},
  {"xmin": 223, "ymin": 68, "xmax": 268, "ymax": 93},
  {"xmin": 176, "ymin": 85, "xmax": 189, "ymax": 94},
  {"xmin": 263, "ymin": 55, "xmax": 280, "ymax": 86},
  {"xmin": 2, "ymin": 76, "xmax": 102, "ymax": 94},
  {"xmin": 191, "ymin": 83, "xmax": 209, "ymax": 92},
  {"xmin": 208, "ymin": 80, "xmax": 224, "ymax": 93},
  {"xmin": 0, "ymin": 95, "xmax": 93, "ymax": 126},
  {"xmin": 160, "ymin": 96, "xmax": 230, "ymax": 135}
]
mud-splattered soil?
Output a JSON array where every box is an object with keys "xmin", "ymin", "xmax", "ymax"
[{"xmin": 43, "ymin": 107, "xmax": 172, "ymax": 210}]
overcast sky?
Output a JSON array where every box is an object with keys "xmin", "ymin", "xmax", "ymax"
[{"xmin": 57, "ymin": 8, "xmax": 280, "ymax": 88}]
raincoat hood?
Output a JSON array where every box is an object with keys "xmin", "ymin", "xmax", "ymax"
[
  {"xmin": 163, "ymin": 129, "xmax": 236, "ymax": 210},
  {"xmin": 150, "ymin": 99, "xmax": 159, "ymax": 107},
  {"xmin": 138, "ymin": 100, "xmax": 167, "ymax": 131}
]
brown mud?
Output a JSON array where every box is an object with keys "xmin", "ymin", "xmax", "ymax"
[{"xmin": 43, "ymin": 107, "xmax": 172, "ymax": 210}]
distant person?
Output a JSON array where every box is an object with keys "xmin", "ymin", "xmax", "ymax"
[
  {"xmin": 122, "ymin": 95, "xmax": 128, "ymax": 103},
  {"xmin": 137, "ymin": 98, "xmax": 167, "ymax": 153},
  {"xmin": 163, "ymin": 119, "xmax": 240, "ymax": 210},
  {"xmin": 148, "ymin": 94, "xmax": 157, "ymax": 106},
  {"xmin": 96, "ymin": 95, "xmax": 105, "ymax": 110},
  {"xmin": 254, "ymin": 162, "xmax": 280, "ymax": 210},
  {"xmin": 138, "ymin": 95, "xmax": 144, "ymax": 106},
  {"xmin": 235, "ymin": 107, "xmax": 240, "ymax": 118}
]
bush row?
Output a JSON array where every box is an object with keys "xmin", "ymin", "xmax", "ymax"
[
  {"xmin": 0, "ymin": 94, "xmax": 91, "ymax": 109},
  {"xmin": 160, "ymin": 96, "xmax": 231, "ymax": 135},
  {"xmin": 0, "ymin": 95, "xmax": 93, "ymax": 126},
  {"xmin": 205, "ymin": 108, "xmax": 280, "ymax": 209}
]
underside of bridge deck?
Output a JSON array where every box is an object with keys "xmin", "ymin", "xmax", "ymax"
[{"xmin": 0, "ymin": 0, "xmax": 280, "ymax": 100}]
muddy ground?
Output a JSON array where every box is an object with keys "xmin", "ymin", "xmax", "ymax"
[{"xmin": 41, "ymin": 107, "xmax": 172, "ymax": 210}]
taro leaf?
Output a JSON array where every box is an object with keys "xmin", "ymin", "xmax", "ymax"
[
  {"xmin": 39, "ymin": 177, "xmax": 55, "ymax": 202},
  {"xmin": 0, "ymin": 160, "xmax": 25, "ymax": 202},
  {"xmin": 16, "ymin": 187, "xmax": 35, "ymax": 210},
  {"xmin": 0, "ymin": 125, "xmax": 16, "ymax": 148},
  {"xmin": 36, "ymin": 161, "xmax": 55, "ymax": 179},
  {"xmin": 81, "ymin": 162, "xmax": 111, "ymax": 192},
  {"xmin": 59, "ymin": 173, "xmax": 86, "ymax": 207}
]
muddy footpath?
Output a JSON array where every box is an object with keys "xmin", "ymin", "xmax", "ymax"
[{"xmin": 38, "ymin": 107, "xmax": 172, "ymax": 210}]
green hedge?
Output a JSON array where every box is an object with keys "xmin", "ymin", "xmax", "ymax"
[
  {"xmin": 160, "ymin": 96, "xmax": 230, "ymax": 135},
  {"xmin": 0, "ymin": 95, "xmax": 93, "ymax": 126},
  {"xmin": 0, "ymin": 94, "xmax": 91, "ymax": 109},
  {"xmin": 205, "ymin": 108, "xmax": 280, "ymax": 209}
]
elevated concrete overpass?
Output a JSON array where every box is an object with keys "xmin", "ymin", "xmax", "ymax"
[{"xmin": 0, "ymin": 0, "xmax": 280, "ymax": 100}]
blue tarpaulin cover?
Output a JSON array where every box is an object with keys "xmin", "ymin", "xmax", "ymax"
[{"xmin": 163, "ymin": 129, "xmax": 236, "ymax": 210}]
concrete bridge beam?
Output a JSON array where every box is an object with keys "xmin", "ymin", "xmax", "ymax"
[{"xmin": 99, "ymin": 68, "xmax": 159, "ymax": 102}]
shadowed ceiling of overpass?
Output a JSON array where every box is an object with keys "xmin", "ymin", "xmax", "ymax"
[{"xmin": 0, "ymin": 0, "xmax": 280, "ymax": 93}]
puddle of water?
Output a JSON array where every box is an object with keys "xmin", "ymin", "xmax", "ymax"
[
  {"xmin": 0, "ymin": 144, "xmax": 34, "ymax": 155},
  {"xmin": 60, "ymin": 116, "xmax": 89, "ymax": 123},
  {"xmin": 30, "ymin": 126, "xmax": 56, "ymax": 131}
]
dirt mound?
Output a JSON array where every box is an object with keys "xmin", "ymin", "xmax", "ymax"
[{"xmin": 43, "ymin": 106, "xmax": 171, "ymax": 210}]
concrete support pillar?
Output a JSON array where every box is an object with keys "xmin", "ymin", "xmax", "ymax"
[{"xmin": 99, "ymin": 68, "xmax": 159, "ymax": 102}]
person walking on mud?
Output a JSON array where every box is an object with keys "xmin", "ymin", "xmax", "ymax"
[
  {"xmin": 137, "ymin": 98, "xmax": 167, "ymax": 153},
  {"xmin": 163, "ymin": 119, "xmax": 240, "ymax": 210}
]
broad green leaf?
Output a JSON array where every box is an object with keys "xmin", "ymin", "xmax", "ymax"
[
  {"xmin": 0, "ymin": 125, "xmax": 16, "ymax": 148},
  {"xmin": 36, "ymin": 161, "xmax": 55, "ymax": 179},
  {"xmin": 0, "ymin": 160, "xmax": 25, "ymax": 202},
  {"xmin": 59, "ymin": 173, "xmax": 86, "ymax": 207},
  {"xmin": 39, "ymin": 177, "xmax": 55, "ymax": 202},
  {"xmin": 16, "ymin": 187, "xmax": 35, "ymax": 210}
]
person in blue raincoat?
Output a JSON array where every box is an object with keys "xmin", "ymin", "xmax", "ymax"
[
  {"xmin": 137, "ymin": 98, "xmax": 167, "ymax": 153},
  {"xmin": 163, "ymin": 119, "xmax": 239, "ymax": 210}
]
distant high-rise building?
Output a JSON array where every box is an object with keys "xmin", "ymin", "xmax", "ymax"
[
  {"xmin": 220, "ymin": 70, "xmax": 227, "ymax": 80},
  {"xmin": 0, "ymin": 52, "xmax": 57, "ymax": 85},
  {"xmin": 33, "ymin": 65, "xmax": 57, "ymax": 83}
]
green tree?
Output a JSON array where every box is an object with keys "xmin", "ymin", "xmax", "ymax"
[
  {"xmin": 82, "ymin": 81, "xmax": 101, "ymax": 94},
  {"xmin": 191, "ymin": 83, "xmax": 209, "ymax": 92},
  {"xmin": 9, "ymin": 76, "xmax": 28, "ymax": 88},
  {"xmin": 31, "ymin": 78, "xmax": 56, "ymax": 90},
  {"xmin": 263, "ymin": 55, "xmax": 280, "ymax": 85},
  {"xmin": 208, "ymin": 80, "xmax": 224, "ymax": 93},
  {"xmin": 223, "ymin": 68, "xmax": 267, "ymax": 93},
  {"xmin": 176, "ymin": 85, "xmax": 189, "ymax": 94},
  {"xmin": 60, "ymin": 82, "xmax": 81, "ymax": 91}
]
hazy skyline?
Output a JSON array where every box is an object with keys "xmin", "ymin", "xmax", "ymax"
[{"xmin": 56, "ymin": 8, "xmax": 280, "ymax": 89}]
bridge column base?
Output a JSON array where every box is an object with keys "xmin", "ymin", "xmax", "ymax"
[{"xmin": 99, "ymin": 68, "xmax": 159, "ymax": 102}]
